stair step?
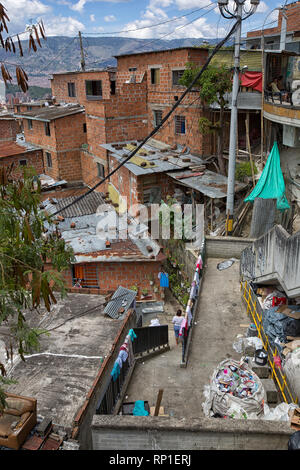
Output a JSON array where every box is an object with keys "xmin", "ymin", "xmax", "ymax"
[
  {"xmin": 249, "ymin": 358, "xmax": 270, "ymax": 379},
  {"xmin": 261, "ymin": 378, "xmax": 279, "ymax": 404}
]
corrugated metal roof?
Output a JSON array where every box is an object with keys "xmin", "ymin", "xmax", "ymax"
[
  {"xmin": 0, "ymin": 141, "xmax": 39, "ymax": 158},
  {"xmin": 210, "ymin": 49, "xmax": 263, "ymax": 71},
  {"xmin": 101, "ymin": 139, "xmax": 205, "ymax": 176},
  {"xmin": 104, "ymin": 286, "xmax": 137, "ymax": 319},
  {"xmin": 167, "ymin": 169, "xmax": 247, "ymax": 198},
  {"xmin": 44, "ymin": 191, "xmax": 106, "ymax": 218},
  {"xmin": 14, "ymin": 104, "xmax": 85, "ymax": 122}
]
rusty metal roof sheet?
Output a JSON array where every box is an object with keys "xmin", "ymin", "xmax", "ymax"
[
  {"xmin": 14, "ymin": 104, "xmax": 85, "ymax": 122},
  {"xmin": 0, "ymin": 141, "xmax": 40, "ymax": 158}
]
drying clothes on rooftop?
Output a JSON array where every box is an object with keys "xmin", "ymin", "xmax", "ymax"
[{"xmin": 118, "ymin": 349, "xmax": 128, "ymax": 363}]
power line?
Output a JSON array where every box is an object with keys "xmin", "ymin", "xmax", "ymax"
[
  {"xmin": 51, "ymin": 19, "xmax": 240, "ymax": 218},
  {"xmin": 84, "ymin": 4, "xmax": 217, "ymax": 69},
  {"xmin": 83, "ymin": 3, "xmax": 217, "ymax": 36}
]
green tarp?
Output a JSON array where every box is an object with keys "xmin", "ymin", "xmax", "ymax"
[{"xmin": 244, "ymin": 142, "xmax": 290, "ymax": 211}]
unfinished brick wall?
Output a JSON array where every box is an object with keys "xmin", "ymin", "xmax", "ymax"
[
  {"xmin": 22, "ymin": 112, "xmax": 87, "ymax": 182},
  {"xmin": 63, "ymin": 260, "xmax": 163, "ymax": 299},
  {"xmin": 247, "ymin": 1, "xmax": 300, "ymax": 38},
  {"xmin": 0, "ymin": 149, "xmax": 44, "ymax": 178},
  {"xmin": 0, "ymin": 119, "xmax": 20, "ymax": 142},
  {"xmin": 51, "ymin": 70, "xmax": 114, "ymax": 104}
]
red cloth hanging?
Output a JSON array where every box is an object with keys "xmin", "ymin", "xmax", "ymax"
[{"xmin": 240, "ymin": 71, "xmax": 262, "ymax": 92}]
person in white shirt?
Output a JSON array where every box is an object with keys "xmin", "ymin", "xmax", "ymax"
[{"xmin": 172, "ymin": 309, "xmax": 183, "ymax": 345}]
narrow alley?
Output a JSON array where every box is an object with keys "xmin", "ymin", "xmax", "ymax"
[{"xmin": 124, "ymin": 257, "xmax": 247, "ymax": 419}]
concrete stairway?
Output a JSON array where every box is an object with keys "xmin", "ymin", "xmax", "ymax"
[{"xmin": 240, "ymin": 225, "xmax": 300, "ymax": 298}]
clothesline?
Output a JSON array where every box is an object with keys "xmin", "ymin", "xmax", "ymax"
[{"xmin": 111, "ymin": 328, "xmax": 137, "ymax": 381}]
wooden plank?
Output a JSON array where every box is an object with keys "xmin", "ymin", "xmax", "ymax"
[{"xmin": 154, "ymin": 389, "xmax": 164, "ymax": 417}]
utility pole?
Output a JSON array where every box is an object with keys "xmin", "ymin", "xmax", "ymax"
[
  {"xmin": 78, "ymin": 31, "xmax": 85, "ymax": 71},
  {"xmin": 217, "ymin": 0, "xmax": 260, "ymax": 235}
]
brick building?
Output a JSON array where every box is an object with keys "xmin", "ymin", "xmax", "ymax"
[
  {"xmin": 43, "ymin": 192, "xmax": 165, "ymax": 299},
  {"xmin": 15, "ymin": 104, "xmax": 87, "ymax": 183},
  {"xmin": 0, "ymin": 114, "xmax": 20, "ymax": 143},
  {"xmin": 0, "ymin": 140, "xmax": 44, "ymax": 178},
  {"xmin": 245, "ymin": 1, "xmax": 300, "ymax": 52}
]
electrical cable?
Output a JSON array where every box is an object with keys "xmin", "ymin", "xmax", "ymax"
[
  {"xmin": 50, "ymin": 19, "xmax": 241, "ymax": 218},
  {"xmin": 84, "ymin": 3, "xmax": 217, "ymax": 68},
  {"xmin": 83, "ymin": 3, "xmax": 217, "ymax": 36}
]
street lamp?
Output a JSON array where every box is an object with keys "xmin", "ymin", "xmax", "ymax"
[{"xmin": 217, "ymin": 0, "xmax": 260, "ymax": 236}]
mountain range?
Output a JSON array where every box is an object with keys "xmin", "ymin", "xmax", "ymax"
[{"xmin": 0, "ymin": 35, "xmax": 234, "ymax": 88}]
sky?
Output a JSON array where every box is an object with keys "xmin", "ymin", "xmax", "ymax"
[{"xmin": 2, "ymin": 0, "xmax": 285, "ymax": 40}]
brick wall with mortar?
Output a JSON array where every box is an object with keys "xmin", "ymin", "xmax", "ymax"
[
  {"xmin": 63, "ymin": 260, "xmax": 163, "ymax": 300},
  {"xmin": 247, "ymin": 1, "xmax": 300, "ymax": 38},
  {"xmin": 0, "ymin": 149, "xmax": 44, "ymax": 178},
  {"xmin": 22, "ymin": 112, "xmax": 87, "ymax": 182},
  {"xmin": 116, "ymin": 48, "xmax": 211, "ymax": 156},
  {"xmin": 51, "ymin": 70, "xmax": 115, "ymax": 104},
  {"xmin": 0, "ymin": 119, "xmax": 20, "ymax": 142}
]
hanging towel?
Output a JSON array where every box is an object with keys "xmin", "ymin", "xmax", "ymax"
[
  {"xmin": 128, "ymin": 329, "xmax": 137, "ymax": 342},
  {"xmin": 133, "ymin": 400, "xmax": 149, "ymax": 416},
  {"xmin": 160, "ymin": 272, "xmax": 169, "ymax": 287},
  {"xmin": 196, "ymin": 255, "xmax": 203, "ymax": 270},
  {"xmin": 179, "ymin": 318, "xmax": 188, "ymax": 337},
  {"xmin": 116, "ymin": 356, "xmax": 123, "ymax": 369},
  {"xmin": 111, "ymin": 361, "xmax": 120, "ymax": 381}
]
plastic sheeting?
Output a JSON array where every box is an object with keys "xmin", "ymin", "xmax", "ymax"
[
  {"xmin": 244, "ymin": 142, "xmax": 290, "ymax": 211},
  {"xmin": 283, "ymin": 348, "xmax": 300, "ymax": 401}
]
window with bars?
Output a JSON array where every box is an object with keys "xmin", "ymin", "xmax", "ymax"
[
  {"xmin": 151, "ymin": 68, "xmax": 160, "ymax": 85},
  {"xmin": 175, "ymin": 115, "xmax": 186, "ymax": 135},
  {"xmin": 27, "ymin": 119, "xmax": 33, "ymax": 130},
  {"xmin": 19, "ymin": 159, "xmax": 27, "ymax": 166},
  {"xmin": 154, "ymin": 110, "xmax": 163, "ymax": 127},
  {"xmin": 172, "ymin": 70, "xmax": 185, "ymax": 86},
  {"xmin": 85, "ymin": 80, "xmax": 102, "ymax": 99},
  {"xmin": 68, "ymin": 82, "xmax": 76, "ymax": 97}
]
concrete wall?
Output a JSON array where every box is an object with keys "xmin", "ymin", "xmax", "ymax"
[
  {"xmin": 91, "ymin": 415, "xmax": 293, "ymax": 450},
  {"xmin": 71, "ymin": 309, "xmax": 137, "ymax": 450},
  {"xmin": 240, "ymin": 224, "xmax": 300, "ymax": 298},
  {"xmin": 205, "ymin": 235, "xmax": 256, "ymax": 259}
]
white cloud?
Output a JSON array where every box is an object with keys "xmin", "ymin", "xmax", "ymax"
[
  {"xmin": 2, "ymin": 0, "xmax": 51, "ymax": 30},
  {"xmin": 43, "ymin": 15, "xmax": 85, "ymax": 35},
  {"xmin": 90, "ymin": 14, "xmax": 96, "ymax": 22},
  {"xmin": 175, "ymin": 0, "xmax": 213, "ymax": 10},
  {"xmin": 69, "ymin": 0, "xmax": 131, "ymax": 14},
  {"xmin": 104, "ymin": 15, "xmax": 116, "ymax": 22}
]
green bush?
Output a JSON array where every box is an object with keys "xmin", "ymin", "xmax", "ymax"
[{"xmin": 235, "ymin": 161, "xmax": 257, "ymax": 181}]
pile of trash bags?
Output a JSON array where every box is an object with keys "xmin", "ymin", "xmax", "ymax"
[{"xmin": 202, "ymin": 358, "xmax": 265, "ymax": 419}]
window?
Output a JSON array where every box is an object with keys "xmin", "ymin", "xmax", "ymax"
[
  {"xmin": 97, "ymin": 162, "xmax": 105, "ymax": 178},
  {"xmin": 16, "ymin": 105, "xmax": 20, "ymax": 112},
  {"xmin": 27, "ymin": 119, "xmax": 33, "ymax": 130},
  {"xmin": 172, "ymin": 70, "xmax": 185, "ymax": 86},
  {"xmin": 83, "ymin": 123, "xmax": 87, "ymax": 133},
  {"xmin": 151, "ymin": 68, "xmax": 160, "ymax": 85},
  {"xmin": 68, "ymin": 82, "xmax": 76, "ymax": 97},
  {"xmin": 110, "ymin": 80, "xmax": 116, "ymax": 95},
  {"xmin": 19, "ymin": 159, "xmax": 27, "ymax": 166},
  {"xmin": 44, "ymin": 122, "xmax": 51, "ymax": 136},
  {"xmin": 154, "ymin": 110, "xmax": 163, "ymax": 127},
  {"xmin": 27, "ymin": 105, "xmax": 32, "ymax": 111},
  {"xmin": 143, "ymin": 187, "xmax": 161, "ymax": 205},
  {"xmin": 175, "ymin": 115, "xmax": 186, "ymax": 135},
  {"xmin": 46, "ymin": 152, "xmax": 52, "ymax": 168},
  {"xmin": 85, "ymin": 80, "xmax": 102, "ymax": 99}
]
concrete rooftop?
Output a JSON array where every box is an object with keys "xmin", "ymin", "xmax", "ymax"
[{"xmin": 4, "ymin": 293, "xmax": 125, "ymax": 431}]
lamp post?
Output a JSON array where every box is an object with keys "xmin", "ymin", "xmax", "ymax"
[{"xmin": 217, "ymin": 0, "xmax": 260, "ymax": 235}]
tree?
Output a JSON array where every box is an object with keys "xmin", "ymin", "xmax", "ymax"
[
  {"xmin": 0, "ymin": 167, "xmax": 75, "ymax": 411},
  {"xmin": 180, "ymin": 63, "xmax": 233, "ymax": 175},
  {"xmin": 0, "ymin": 3, "xmax": 46, "ymax": 92}
]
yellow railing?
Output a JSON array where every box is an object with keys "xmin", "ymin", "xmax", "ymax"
[{"xmin": 241, "ymin": 281, "xmax": 298, "ymax": 405}]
